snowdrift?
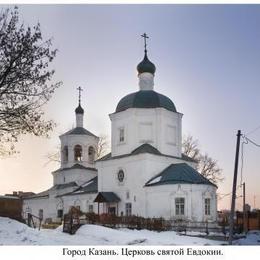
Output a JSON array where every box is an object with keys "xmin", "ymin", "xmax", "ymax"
[{"xmin": 0, "ymin": 217, "xmax": 225, "ymax": 245}]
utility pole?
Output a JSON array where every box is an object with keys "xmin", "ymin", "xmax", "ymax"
[
  {"xmin": 229, "ymin": 130, "xmax": 242, "ymax": 245},
  {"xmin": 243, "ymin": 182, "xmax": 247, "ymax": 233}
]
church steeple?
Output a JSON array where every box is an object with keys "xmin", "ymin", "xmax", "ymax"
[
  {"xmin": 137, "ymin": 33, "xmax": 156, "ymax": 91},
  {"xmin": 75, "ymin": 86, "xmax": 84, "ymax": 127}
]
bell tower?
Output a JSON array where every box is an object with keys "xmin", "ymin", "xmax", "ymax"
[{"xmin": 59, "ymin": 87, "xmax": 99, "ymax": 169}]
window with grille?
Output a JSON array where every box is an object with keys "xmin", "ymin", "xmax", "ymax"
[
  {"xmin": 38, "ymin": 209, "xmax": 43, "ymax": 219},
  {"xmin": 57, "ymin": 209, "xmax": 63, "ymax": 218},
  {"xmin": 175, "ymin": 197, "xmax": 185, "ymax": 216},
  {"xmin": 205, "ymin": 198, "xmax": 211, "ymax": 215},
  {"xmin": 119, "ymin": 128, "xmax": 125, "ymax": 143},
  {"xmin": 118, "ymin": 170, "xmax": 124, "ymax": 183},
  {"xmin": 89, "ymin": 205, "xmax": 93, "ymax": 213},
  {"xmin": 125, "ymin": 203, "xmax": 132, "ymax": 216}
]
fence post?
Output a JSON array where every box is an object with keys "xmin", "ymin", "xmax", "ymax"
[
  {"xmin": 205, "ymin": 221, "xmax": 209, "ymax": 235},
  {"xmin": 258, "ymin": 210, "xmax": 260, "ymax": 230}
]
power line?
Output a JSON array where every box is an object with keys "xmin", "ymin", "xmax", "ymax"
[
  {"xmin": 239, "ymin": 136, "xmax": 248, "ymax": 185},
  {"xmin": 244, "ymin": 136, "xmax": 260, "ymax": 147},
  {"xmin": 246, "ymin": 125, "xmax": 260, "ymax": 136}
]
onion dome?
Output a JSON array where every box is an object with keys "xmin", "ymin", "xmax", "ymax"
[
  {"xmin": 137, "ymin": 51, "xmax": 156, "ymax": 75},
  {"xmin": 75, "ymin": 104, "xmax": 84, "ymax": 114},
  {"xmin": 116, "ymin": 90, "xmax": 177, "ymax": 113}
]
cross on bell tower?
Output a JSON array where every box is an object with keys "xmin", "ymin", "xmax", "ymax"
[
  {"xmin": 141, "ymin": 33, "xmax": 149, "ymax": 54},
  {"xmin": 75, "ymin": 86, "xmax": 84, "ymax": 127},
  {"xmin": 77, "ymin": 86, "xmax": 83, "ymax": 105}
]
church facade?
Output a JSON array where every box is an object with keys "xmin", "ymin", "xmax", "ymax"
[{"xmin": 23, "ymin": 40, "xmax": 218, "ymax": 225}]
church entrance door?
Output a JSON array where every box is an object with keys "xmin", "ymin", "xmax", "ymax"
[{"xmin": 108, "ymin": 207, "xmax": 116, "ymax": 215}]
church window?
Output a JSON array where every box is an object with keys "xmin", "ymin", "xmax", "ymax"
[
  {"xmin": 166, "ymin": 125, "xmax": 177, "ymax": 145},
  {"xmin": 74, "ymin": 145, "xmax": 82, "ymax": 161},
  {"xmin": 126, "ymin": 191, "xmax": 130, "ymax": 199},
  {"xmin": 88, "ymin": 146, "xmax": 95, "ymax": 163},
  {"xmin": 88, "ymin": 205, "xmax": 93, "ymax": 213},
  {"xmin": 205, "ymin": 198, "xmax": 211, "ymax": 215},
  {"xmin": 139, "ymin": 122, "xmax": 153, "ymax": 143},
  {"xmin": 118, "ymin": 170, "xmax": 124, "ymax": 182},
  {"xmin": 119, "ymin": 127, "xmax": 125, "ymax": 143},
  {"xmin": 57, "ymin": 209, "xmax": 63, "ymax": 218},
  {"xmin": 125, "ymin": 203, "xmax": 132, "ymax": 216},
  {"xmin": 38, "ymin": 209, "xmax": 43, "ymax": 220},
  {"xmin": 63, "ymin": 146, "xmax": 68, "ymax": 162},
  {"xmin": 175, "ymin": 197, "xmax": 185, "ymax": 216}
]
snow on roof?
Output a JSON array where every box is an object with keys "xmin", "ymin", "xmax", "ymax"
[
  {"xmin": 146, "ymin": 176, "xmax": 162, "ymax": 185},
  {"xmin": 0, "ymin": 195, "xmax": 20, "ymax": 200}
]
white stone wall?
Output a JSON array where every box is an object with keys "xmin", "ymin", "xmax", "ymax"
[
  {"xmin": 109, "ymin": 108, "xmax": 182, "ymax": 158},
  {"xmin": 145, "ymin": 184, "xmax": 217, "ymax": 222},
  {"xmin": 22, "ymin": 188, "xmax": 98, "ymax": 224},
  {"xmin": 62, "ymin": 193, "xmax": 98, "ymax": 214},
  {"xmin": 96, "ymin": 153, "xmax": 204, "ymax": 219}
]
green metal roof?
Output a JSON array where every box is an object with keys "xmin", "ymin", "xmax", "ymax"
[
  {"xmin": 62, "ymin": 177, "xmax": 98, "ymax": 196},
  {"xmin": 53, "ymin": 163, "xmax": 97, "ymax": 173},
  {"xmin": 116, "ymin": 90, "xmax": 177, "ymax": 113},
  {"xmin": 94, "ymin": 192, "xmax": 121, "ymax": 203},
  {"xmin": 137, "ymin": 52, "xmax": 156, "ymax": 75},
  {"xmin": 131, "ymin": 143, "xmax": 161, "ymax": 155},
  {"xmin": 62, "ymin": 127, "xmax": 98, "ymax": 137},
  {"xmin": 75, "ymin": 104, "xmax": 84, "ymax": 114},
  {"xmin": 145, "ymin": 163, "xmax": 217, "ymax": 187},
  {"xmin": 96, "ymin": 143, "xmax": 197, "ymax": 163}
]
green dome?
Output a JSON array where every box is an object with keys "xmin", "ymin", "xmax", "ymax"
[
  {"xmin": 75, "ymin": 104, "xmax": 84, "ymax": 114},
  {"xmin": 116, "ymin": 90, "xmax": 177, "ymax": 113},
  {"xmin": 137, "ymin": 52, "xmax": 156, "ymax": 75}
]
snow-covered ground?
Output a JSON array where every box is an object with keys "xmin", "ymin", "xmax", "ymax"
[
  {"xmin": 0, "ymin": 217, "xmax": 257, "ymax": 246},
  {"xmin": 233, "ymin": 230, "xmax": 260, "ymax": 245}
]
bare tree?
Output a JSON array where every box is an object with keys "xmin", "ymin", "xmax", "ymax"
[
  {"xmin": 0, "ymin": 7, "xmax": 61, "ymax": 156},
  {"xmin": 182, "ymin": 135, "xmax": 200, "ymax": 161},
  {"xmin": 197, "ymin": 153, "xmax": 224, "ymax": 185},
  {"xmin": 182, "ymin": 135, "xmax": 223, "ymax": 185},
  {"xmin": 95, "ymin": 134, "xmax": 110, "ymax": 159}
]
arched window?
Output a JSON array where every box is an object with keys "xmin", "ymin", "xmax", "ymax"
[
  {"xmin": 62, "ymin": 146, "xmax": 68, "ymax": 162},
  {"xmin": 74, "ymin": 145, "xmax": 82, "ymax": 161},
  {"xmin": 88, "ymin": 146, "xmax": 95, "ymax": 163}
]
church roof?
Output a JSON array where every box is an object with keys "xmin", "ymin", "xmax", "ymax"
[
  {"xmin": 115, "ymin": 90, "xmax": 177, "ymax": 113},
  {"xmin": 53, "ymin": 163, "xmax": 98, "ymax": 173},
  {"xmin": 61, "ymin": 177, "xmax": 98, "ymax": 196},
  {"xmin": 54, "ymin": 182, "xmax": 78, "ymax": 190},
  {"xmin": 96, "ymin": 143, "xmax": 197, "ymax": 163},
  {"xmin": 23, "ymin": 189, "xmax": 50, "ymax": 200},
  {"xmin": 131, "ymin": 143, "xmax": 161, "ymax": 155},
  {"xmin": 94, "ymin": 192, "xmax": 121, "ymax": 203},
  {"xmin": 61, "ymin": 127, "xmax": 98, "ymax": 137},
  {"xmin": 145, "ymin": 163, "xmax": 217, "ymax": 187}
]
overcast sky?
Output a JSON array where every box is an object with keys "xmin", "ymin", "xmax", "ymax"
[{"xmin": 0, "ymin": 4, "xmax": 260, "ymax": 210}]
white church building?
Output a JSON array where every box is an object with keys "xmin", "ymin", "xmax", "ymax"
[{"xmin": 23, "ymin": 37, "xmax": 218, "ymax": 225}]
